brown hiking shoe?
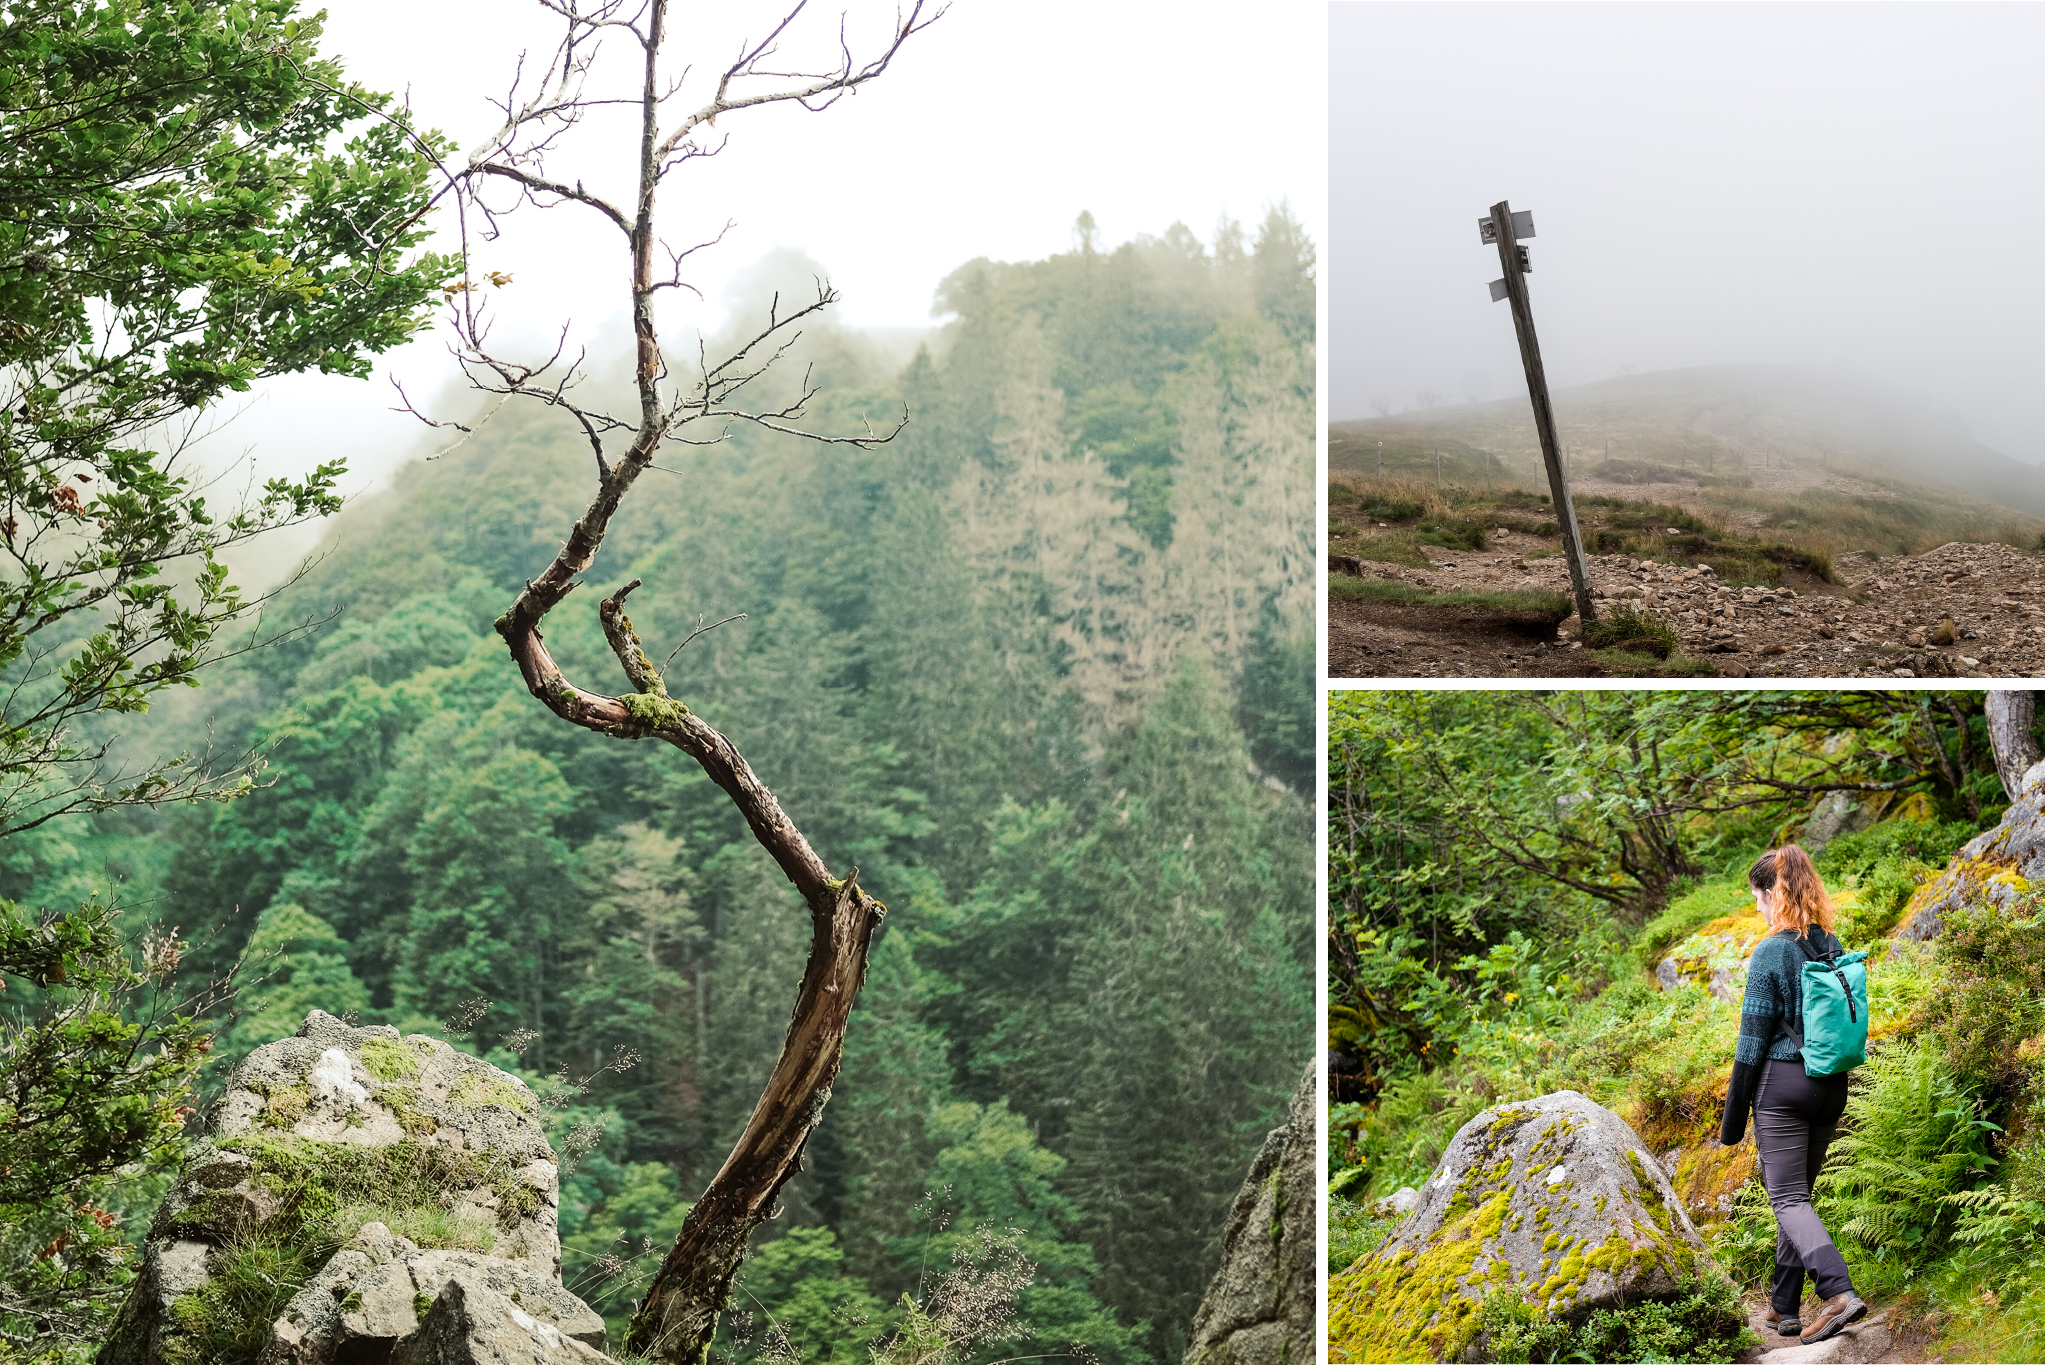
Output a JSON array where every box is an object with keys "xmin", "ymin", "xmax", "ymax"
[
  {"xmin": 1763, "ymin": 1308, "xmax": 1801, "ymax": 1336},
  {"xmin": 1799, "ymin": 1291, "xmax": 1868, "ymax": 1344}
]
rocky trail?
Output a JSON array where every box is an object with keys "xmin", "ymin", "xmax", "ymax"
[
  {"xmin": 1738, "ymin": 1297, "xmax": 1942, "ymax": 1364},
  {"xmin": 1330, "ymin": 535, "xmax": 2045, "ymax": 680}
]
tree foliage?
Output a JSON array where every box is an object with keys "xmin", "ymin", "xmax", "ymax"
[
  {"xmin": 44, "ymin": 214, "xmax": 1321, "ymax": 1361},
  {"xmin": 0, "ymin": 1, "xmax": 447, "ymax": 1354},
  {"xmin": 0, "ymin": 0, "xmax": 449, "ymax": 834}
]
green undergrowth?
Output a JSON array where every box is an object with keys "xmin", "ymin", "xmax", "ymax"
[
  {"xmin": 1583, "ymin": 606, "xmax": 1678, "ymax": 660},
  {"xmin": 1470, "ymin": 1271, "xmax": 1756, "ymax": 1364},
  {"xmin": 1328, "ymin": 1196, "xmax": 1397, "ymax": 1277},
  {"xmin": 164, "ymin": 1235, "xmax": 327, "ymax": 1365},
  {"xmin": 1333, "ymin": 828, "xmax": 2045, "ymax": 1360},
  {"xmin": 158, "ymin": 1133, "xmax": 543, "ymax": 1365},
  {"xmin": 1328, "ymin": 574, "xmax": 1573, "ymax": 620}
]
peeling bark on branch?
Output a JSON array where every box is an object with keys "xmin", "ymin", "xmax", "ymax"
[{"xmin": 498, "ymin": 590, "xmax": 887, "ymax": 1362}]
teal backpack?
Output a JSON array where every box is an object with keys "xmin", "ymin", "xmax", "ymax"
[{"xmin": 1780, "ymin": 931, "xmax": 1869, "ymax": 1077}]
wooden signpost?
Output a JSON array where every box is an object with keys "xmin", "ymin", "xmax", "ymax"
[{"xmin": 1482, "ymin": 199, "xmax": 1596, "ymax": 624}]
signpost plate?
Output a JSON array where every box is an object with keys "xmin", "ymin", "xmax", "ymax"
[{"xmin": 1478, "ymin": 210, "xmax": 1536, "ymax": 244}]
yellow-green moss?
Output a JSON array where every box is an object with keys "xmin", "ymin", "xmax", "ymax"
[
  {"xmin": 359, "ymin": 1038, "xmax": 422, "ymax": 1082},
  {"xmin": 448, "ymin": 1070, "xmax": 535, "ymax": 1114},
  {"xmin": 257, "ymin": 1085, "xmax": 311, "ymax": 1130},
  {"xmin": 378, "ymin": 1084, "xmax": 439, "ymax": 1136},
  {"xmin": 1669, "ymin": 1139, "xmax": 1753, "ymax": 1229},
  {"xmin": 617, "ymin": 691, "xmax": 689, "ymax": 733},
  {"xmin": 1329, "ymin": 1188, "xmax": 1514, "ymax": 1363}
]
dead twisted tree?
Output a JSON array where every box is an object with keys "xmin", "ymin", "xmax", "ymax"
[{"xmin": 405, "ymin": 1, "xmax": 940, "ymax": 1358}]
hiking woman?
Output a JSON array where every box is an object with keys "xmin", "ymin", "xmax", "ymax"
[{"xmin": 1719, "ymin": 845, "xmax": 1868, "ymax": 1345}]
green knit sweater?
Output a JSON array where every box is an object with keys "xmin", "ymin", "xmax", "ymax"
[{"xmin": 1719, "ymin": 926, "xmax": 1845, "ymax": 1145}]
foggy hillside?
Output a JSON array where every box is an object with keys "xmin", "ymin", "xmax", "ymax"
[{"xmin": 1334, "ymin": 364, "xmax": 2045, "ymax": 525}]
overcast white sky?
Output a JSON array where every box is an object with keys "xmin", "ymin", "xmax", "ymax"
[
  {"xmin": 205, "ymin": 0, "xmax": 1325, "ymax": 579},
  {"xmin": 1332, "ymin": 2, "xmax": 2045, "ymax": 460}
]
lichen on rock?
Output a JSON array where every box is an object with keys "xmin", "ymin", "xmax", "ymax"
[{"xmin": 1327, "ymin": 1090, "xmax": 1720, "ymax": 1364}]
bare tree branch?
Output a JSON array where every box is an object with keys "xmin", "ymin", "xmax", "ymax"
[{"xmin": 405, "ymin": 1, "xmax": 942, "ymax": 1356}]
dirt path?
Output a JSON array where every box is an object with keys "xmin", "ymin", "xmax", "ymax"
[{"xmin": 1330, "ymin": 540, "xmax": 2045, "ymax": 681}]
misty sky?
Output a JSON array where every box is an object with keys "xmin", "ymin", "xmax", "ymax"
[
  {"xmin": 202, "ymin": 0, "xmax": 1324, "ymax": 582},
  {"xmin": 1332, "ymin": 3, "xmax": 2045, "ymax": 461}
]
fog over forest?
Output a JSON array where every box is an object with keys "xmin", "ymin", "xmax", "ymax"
[{"xmin": 1332, "ymin": 3, "xmax": 2045, "ymax": 472}]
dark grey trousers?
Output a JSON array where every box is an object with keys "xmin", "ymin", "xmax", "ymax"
[{"xmin": 1754, "ymin": 1057, "xmax": 1854, "ymax": 1311}]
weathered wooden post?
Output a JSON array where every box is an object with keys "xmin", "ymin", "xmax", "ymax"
[{"xmin": 1482, "ymin": 199, "xmax": 1596, "ymax": 623}]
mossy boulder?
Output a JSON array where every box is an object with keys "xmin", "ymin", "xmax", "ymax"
[
  {"xmin": 1652, "ymin": 907, "xmax": 1772, "ymax": 1001},
  {"xmin": 1181, "ymin": 1062, "xmax": 1314, "ymax": 1365},
  {"xmin": 1801, "ymin": 790, "xmax": 1876, "ymax": 858},
  {"xmin": 98, "ymin": 1011, "xmax": 601, "ymax": 1365},
  {"xmin": 1893, "ymin": 758, "xmax": 2045, "ymax": 952},
  {"xmin": 1327, "ymin": 1091, "xmax": 1719, "ymax": 1364}
]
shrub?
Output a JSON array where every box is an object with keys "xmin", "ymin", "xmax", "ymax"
[
  {"xmin": 1471, "ymin": 1272, "xmax": 1757, "ymax": 1364},
  {"xmin": 1418, "ymin": 517, "xmax": 1488, "ymax": 551},
  {"xmin": 1361, "ymin": 495, "xmax": 1424, "ymax": 522},
  {"xmin": 1819, "ymin": 819, "xmax": 1978, "ymax": 883},
  {"xmin": 1584, "ymin": 606, "xmax": 1678, "ymax": 660},
  {"xmin": 1925, "ymin": 902, "xmax": 2045, "ymax": 1099}
]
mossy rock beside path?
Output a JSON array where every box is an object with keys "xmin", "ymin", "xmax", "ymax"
[{"xmin": 1328, "ymin": 1090, "xmax": 1720, "ymax": 1364}]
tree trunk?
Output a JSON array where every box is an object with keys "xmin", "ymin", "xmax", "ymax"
[
  {"xmin": 498, "ymin": 591, "xmax": 885, "ymax": 1364},
  {"xmin": 625, "ymin": 875, "xmax": 881, "ymax": 1360},
  {"xmin": 1986, "ymin": 690, "xmax": 2040, "ymax": 801}
]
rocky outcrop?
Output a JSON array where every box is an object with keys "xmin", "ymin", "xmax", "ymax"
[
  {"xmin": 98, "ymin": 1010, "xmax": 610, "ymax": 1365},
  {"xmin": 1328, "ymin": 1091, "xmax": 1719, "ymax": 1364},
  {"xmin": 1748, "ymin": 1307, "xmax": 1893, "ymax": 1364},
  {"xmin": 1181, "ymin": 1063, "xmax": 1315, "ymax": 1365},
  {"xmin": 261, "ymin": 1224, "xmax": 605, "ymax": 1364},
  {"xmin": 1892, "ymin": 758, "xmax": 2045, "ymax": 953},
  {"xmin": 1653, "ymin": 908, "xmax": 1772, "ymax": 1002},
  {"xmin": 392, "ymin": 1272, "xmax": 611, "ymax": 1364}
]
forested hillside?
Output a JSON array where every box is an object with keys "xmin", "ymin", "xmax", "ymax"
[
  {"xmin": 1327, "ymin": 691, "xmax": 2045, "ymax": 1362},
  {"xmin": 3, "ymin": 214, "xmax": 1314, "ymax": 1362}
]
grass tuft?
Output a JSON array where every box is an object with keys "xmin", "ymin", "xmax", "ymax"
[{"xmin": 1583, "ymin": 606, "xmax": 1679, "ymax": 659}]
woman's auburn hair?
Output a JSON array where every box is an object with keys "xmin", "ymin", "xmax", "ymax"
[{"xmin": 1749, "ymin": 844, "xmax": 1835, "ymax": 937}]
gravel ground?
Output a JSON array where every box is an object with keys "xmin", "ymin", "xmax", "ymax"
[{"xmin": 1331, "ymin": 539, "xmax": 2045, "ymax": 681}]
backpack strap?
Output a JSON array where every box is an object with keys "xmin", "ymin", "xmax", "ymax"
[
  {"xmin": 1777, "ymin": 928, "xmax": 1860, "ymax": 1032},
  {"xmin": 1770, "ymin": 929, "xmax": 1834, "ymax": 1053}
]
